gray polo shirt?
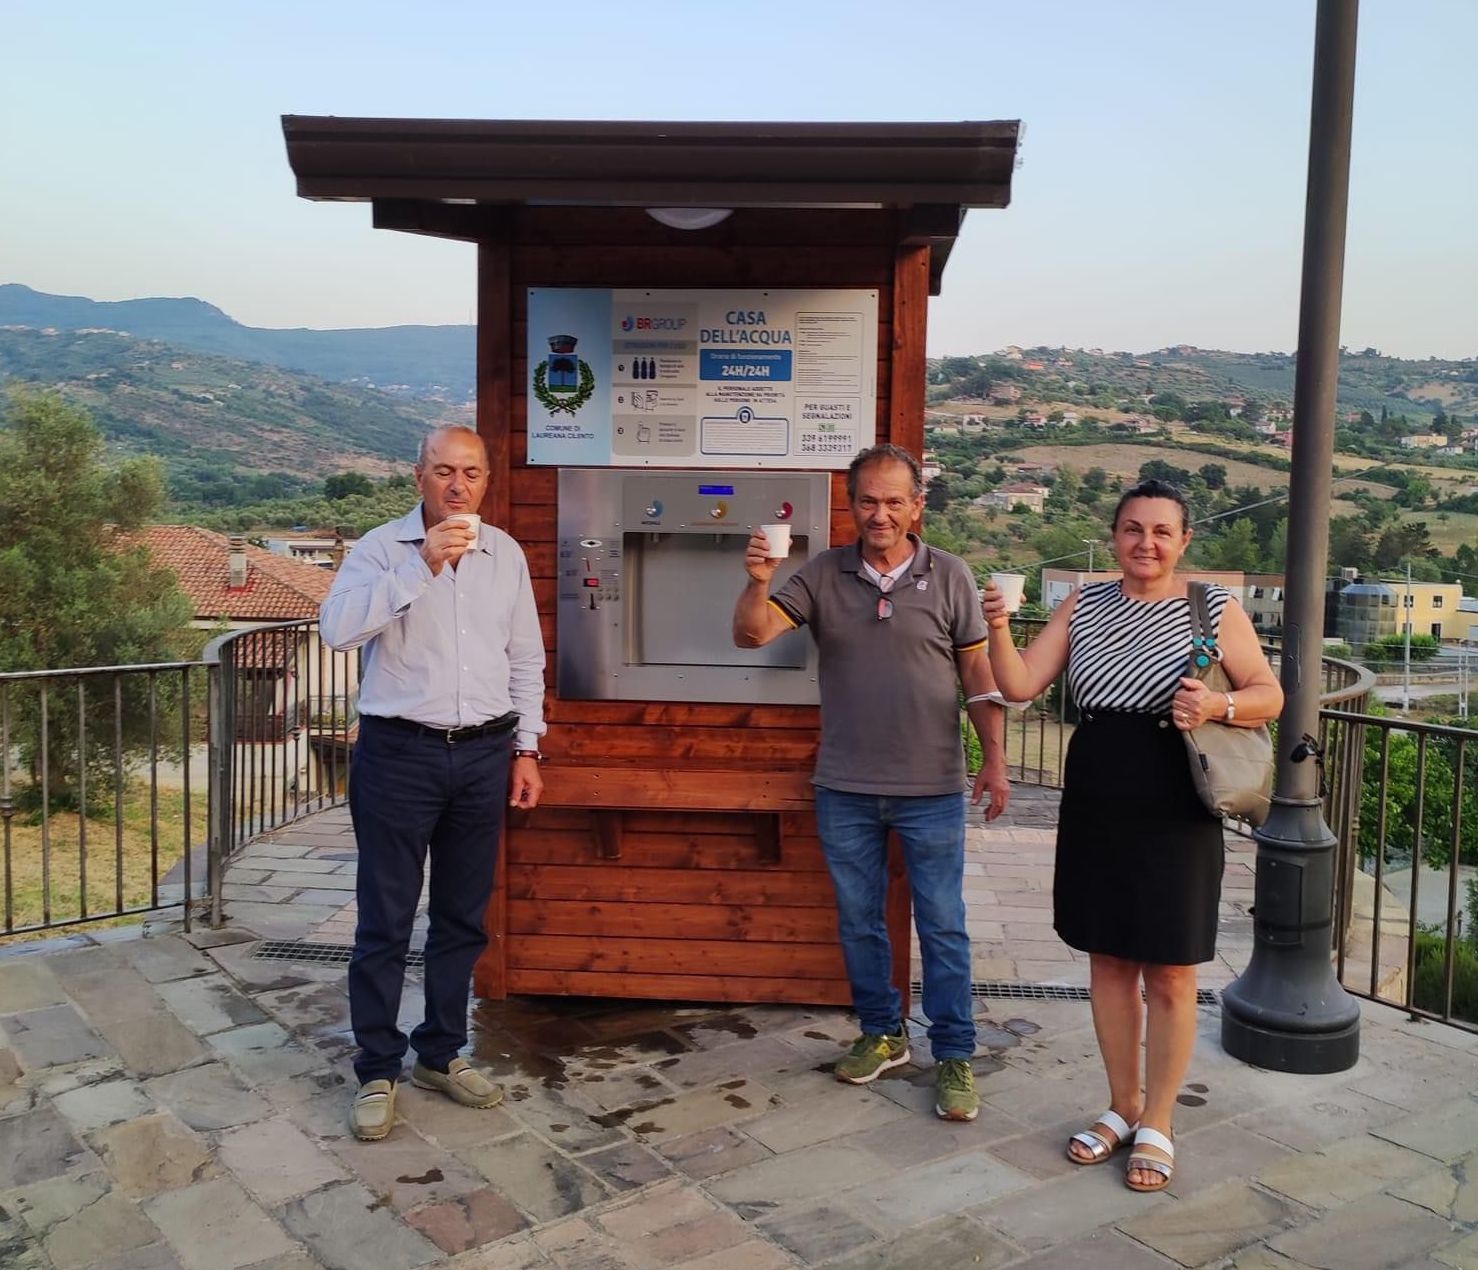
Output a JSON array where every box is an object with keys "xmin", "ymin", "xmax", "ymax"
[{"xmin": 769, "ymin": 535, "xmax": 986, "ymax": 796}]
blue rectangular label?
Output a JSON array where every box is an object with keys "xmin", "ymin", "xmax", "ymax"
[
  {"xmin": 698, "ymin": 484, "xmax": 735, "ymax": 495},
  {"xmin": 699, "ymin": 349, "xmax": 794, "ymax": 382}
]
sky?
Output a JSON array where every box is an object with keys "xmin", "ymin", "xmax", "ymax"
[{"xmin": 3, "ymin": 1, "xmax": 1475, "ymax": 359}]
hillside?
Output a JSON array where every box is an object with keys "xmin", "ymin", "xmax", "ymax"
[
  {"xmin": 0, "ymin": 284, "xmax": 474, "ymax": 400},
  {"xmin": 929, "ymin": 345, "xmax": 1478, "ymax": 427},
  {"xmin": 0, "ymin": 327, "xmax": 468, "ymax": 484}
]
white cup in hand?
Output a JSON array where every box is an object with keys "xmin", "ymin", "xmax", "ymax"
[
  {"xmin": 990, "ymin": 572, "xmax": 1027, "ymax": 613},
  {"xmin": 760, "ymin": 523, "xmax": 792, "ymax": 559},
  {"xmin": 447, "ymin": 512, "xmax": 481, "ymax": 539}
]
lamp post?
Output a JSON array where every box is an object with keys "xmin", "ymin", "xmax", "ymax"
[
  {"xmin": 1402, "ymin": 561, "xmax": 1413, "ymax": 713},
  {"xmin": 1083, "ymin": 539, "xmax": 1096, "ymax": 578},
  {"xmin": 1220, "ymin": 0, "xmax": 1361, "ymax": 1073}
]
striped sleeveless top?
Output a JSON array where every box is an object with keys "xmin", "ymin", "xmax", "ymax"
[{"xmin": 1067, "ymin": 580, "xmax": 1231, "ymax": 714}]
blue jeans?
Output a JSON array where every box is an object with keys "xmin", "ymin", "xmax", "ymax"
[
  {"xmin": 347, "ymin": 716, "xmax": 511, "ymax": 1084},
  {"xmin": 814, "ymin": 787, "xmax": 974, "ymax": 1060}
]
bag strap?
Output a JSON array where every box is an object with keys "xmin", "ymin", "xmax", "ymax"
[{"xmin": 1186, "ymin": 582, "xmax": 1220, "ymax": 673}]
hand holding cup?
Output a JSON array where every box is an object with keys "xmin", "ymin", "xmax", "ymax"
[{"xmin": 981, "ymin": 580, "xmax": 1011, "ymax": 630}]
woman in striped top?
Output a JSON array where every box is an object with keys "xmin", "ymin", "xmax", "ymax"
[{"xmin": 983, "ymin": 480, "xmax": 1282, "ymax": 1193}]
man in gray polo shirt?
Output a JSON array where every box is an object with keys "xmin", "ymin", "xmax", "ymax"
[{"xmin": 733, "ymin": 443, "xmax": 1009, "ymax": 1122}]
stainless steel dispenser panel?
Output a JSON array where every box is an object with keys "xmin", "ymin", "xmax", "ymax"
[{"xmin": 556, "ymin": 469, "xmax": 829, "ymax": 704}]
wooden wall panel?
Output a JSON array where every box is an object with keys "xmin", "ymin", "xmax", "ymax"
[{"xmin": 474, "ymin": 209, "xmax": 927, "ymax": 1011}]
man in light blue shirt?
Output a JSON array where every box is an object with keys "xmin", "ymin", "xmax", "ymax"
[{"xmin": 321, "ymin": 425, "xmax": 545, "ymax": 1141}]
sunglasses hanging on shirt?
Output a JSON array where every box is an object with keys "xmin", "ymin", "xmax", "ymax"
[{"xmin": 876, "ymin": 573, "xmax": 895, "ymax": 621}]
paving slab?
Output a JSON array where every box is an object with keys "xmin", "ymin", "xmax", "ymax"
[
  {"xmin": 574, "ymin": 1139, "xmax": 673, "ymax": 1192},
  {"xmin": 50, "ymin": 1075, "xmax": 153, "ymax": 1130},
  {"xmin": 49, "ymin": 957, "xmax": 165, "ymax": 1026},
  {"xmin": 756, "ymin": 1200, "xmax": 880, "ymax": 1264},
  {"xmin": 1391, "ymin": 1148, "xmax": 1478, "ymax": 1224},
  {"xmin": 4, "ymin": 1166, "xmax": 110, "ymax": 1237},
  {"xmin": 1119, "ymin": 1178, "xmax": 1305, "ymax": 1266},
  {"xmin": 145, "ymin": 1061, "xmax": 272, "ymax": 1130},
  {"xmin": 657, "ymin": 1125, "xmax": 773, "ymax": 1181},
  {"xmin": 121, "ymin": 935, "xmax": 227, "ymax": 985},
  {"xmin": 328, "ymin": 1126, "xmax": 489, "ymax": 1213},
  {"xmin": 0, "ymin": 1103, "xmax": 95, "ymax": 1188},
  {"xmin": 977, "ymin": 1158, "xmax": 1175, "ymax": 1252},
  {"xmin": 459, "ymin": 1131, "xmax": 610, "ymax": 1223},
  {"xmin": 43, "ymin": 1190, "xmax": 163, "ymax": 1270},
  {"xmin": 1369, "ymin": 1096, "xmax": 1478, "ymax": 1164},
  {"xmin": 1267, "ymin": 1191, "xmax": 1457, "ymax": 1270},
  {"xmin": 145, "ymin": 1175, "xmax": 297, "ymax": 1270},
  {"xmin": 403, "ymin": 1185, "xmax": 529, "ymax": 1254},
  {"xmin": 87, "ymin": 1245, "xmax": 187, "ymax": 1270},
  {"xmin": 215, "ymin": 1114, "xmax": 348, "ymax": 1205},
  {"xmin": 1255, "ymin": 1132, "xmax": 1438, "ymax": 1209},
  {"xmin": 94, "ymin": 1110, "xmax": 219, "ymax": 1197},
  {"xmin": 704, "ymin": 1140, "xmax": 890, "ymax": 1217},
  {"xmin": 278, "ymin": 1180, "xmax": 441, "ymax": 1269},
  {"xmin": 96, "ymin": 1008, "xmax": 210, "ymax": 1077},
  {"xmin": 155, "ymin": 973, "xmax": 270, "ymax": 1034},
  {"xmin": 0, "ymin": 957, "xmax": 67, "ymax": 1013},
  {"xmin": 825, "ymin": 1213, "xmax": 1020, "ymax": 1270},
  {"xmin": 2, "ymin": 1002, "xmax": 112, "ymax": 1069}
]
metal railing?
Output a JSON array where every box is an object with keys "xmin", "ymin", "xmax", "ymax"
[
  {"xmin": 1323, "ymin": 707, "xmax": 1478, "ymax": 1032},
  {"xmin": 0, "ymin": 661, "xmax": 201, "ymax": 937},
  {"xmin": 203, "ymin": 621, "xmax": 360, "ymax": 926},
  {"xmin": 1, "ymin": 621, "xmax": 358, "ymax": 941}
]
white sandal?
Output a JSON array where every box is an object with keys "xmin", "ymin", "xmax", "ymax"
[
  {"xmin": 1125, "ymin": 1126, "xmax": 1175, "ymax": 1192},
  {"xmin": 1067, "ymin": 1109, "xmax": 1138, "ymax": 1165}
]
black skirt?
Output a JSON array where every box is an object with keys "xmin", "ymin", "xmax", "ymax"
[{"xmin": 1054, "ymin": 711, "xmax": 1225, "ymax": 965}]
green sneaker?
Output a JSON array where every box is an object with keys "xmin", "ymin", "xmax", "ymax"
[
  {"xmin": 934, "ymin": 1058, "xmax": 979, "ymax": 1121},
  {"xmin": 834, "ymin": 1029, "xmax": 911, "ymax": 1084}
]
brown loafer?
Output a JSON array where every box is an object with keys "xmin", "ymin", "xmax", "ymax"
[
  {"xmin": 350, "ymin": 1079, "xmax": 397, "ymax": 1141},
  {"xmin": 411, "ymin": 1057, "xmax": 504, "ymax": 1109}
]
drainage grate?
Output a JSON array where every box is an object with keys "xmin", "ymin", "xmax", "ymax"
[
  {"xmin": 251, "ymin": 939, "xmax": 425, "ymax": 970},
  {"xmin": 913, "ymin": 980, "xmax": 1219, "ymax": 1006}
]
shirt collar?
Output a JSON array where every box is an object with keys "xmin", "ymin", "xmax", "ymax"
[
  {"xmin": 393, "ymin": 502, "xmax": 492, "ymax": 554},
  {"xmin": 843, "ymin": 533, "xmax": 932, "ymax": 576}
]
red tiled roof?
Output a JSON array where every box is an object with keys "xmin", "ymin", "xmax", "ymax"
[{"xmin": 123, "ymin": 525, "xmax": 334, "ymax": 622}]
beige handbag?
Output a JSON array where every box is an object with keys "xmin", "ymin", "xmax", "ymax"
[{"xmin": 1183, "ymin": 583, "xmax": 1274, "ymax": 826}]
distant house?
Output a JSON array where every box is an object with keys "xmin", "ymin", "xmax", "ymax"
[
  {"xmin": 1399, "ymin": 433, "xmax": 1445, "ymax": 449},
  {"xmin": 977, "ymin": 482, "xmax": 1049, "ymax": 513},
  {"xmin": 1022, "ymin": 413, "xmax": 1048, "ymax": 429},
  {"xmin": 1059, "ymin": 410, "xmax": 1080, "ymax": 425},
  {"xmin": 263, "ymin": 534, "xmax": 358, "ymax": 569},
  {"xmin": 128, "ymin": 526, "xmax": 345, "ymax": 742},
  {"xmin": 989, "ymin": 383, "xmax": 1022, "ymax": 404},
  {"xmin": 1023, "ymin": 361, "xmax": 1046, "ymax": 372},
  {"xmin": 132, "ymin": 526, "xmax": 333, "ymax": 629},
  {"xmin": 1273, "ymin": 430, "xmax": 1293, "ymax": 446}
]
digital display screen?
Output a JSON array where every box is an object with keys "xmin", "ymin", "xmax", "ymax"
[{"xmin": 698, "ymin": 484, "xmax": 736, "ymax": 496}]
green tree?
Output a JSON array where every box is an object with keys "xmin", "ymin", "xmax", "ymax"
[
  {"xmin": 0, "ymin": 390, "xmax": 193, "ymax": 805},
  {"xmin": 1201, "ymin": 518, "xmax": 1262, "ymax": 571},
  {"xmin": 323, "ymin": 471, "xmax": 374, "ymax": 500},
  {"xmin": 1198, "ymin": 463, "xmax": 1228, "ymax": 491}
]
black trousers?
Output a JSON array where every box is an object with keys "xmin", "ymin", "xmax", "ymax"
[{"xmin": 347, "ymin": 714, "xmax": 511, "ymax": 1083}]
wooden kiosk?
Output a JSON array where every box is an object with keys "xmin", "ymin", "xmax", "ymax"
[{"xmin": 283, "ymin": 118, "xmax": 1019, "ymax": 1006}]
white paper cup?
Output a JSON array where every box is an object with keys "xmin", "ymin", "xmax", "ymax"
[
  {"xmin": 447, "ymin": 512, "xmax": 481, "ymax": 538},
  {"xmin": 991, "ymin": 571, "xmax": 1027, "ymax": 613},
  {"xmin": 760, "ymin": 523, "xmax": 792, "ymax": 559}
]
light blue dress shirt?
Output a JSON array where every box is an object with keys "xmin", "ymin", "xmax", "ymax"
[{"xmin": 320, "ymin": 504, "xmax": 546, "ymax": 752}]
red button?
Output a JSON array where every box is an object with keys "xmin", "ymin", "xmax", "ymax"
[{"xmin": 583, "ymin": 577, "xmax": 600, "ymax": 587}]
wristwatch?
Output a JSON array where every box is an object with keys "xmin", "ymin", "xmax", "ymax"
[
  {"xmin": 514, "ymin": 749, "xmax": 543, "ymax": 761},
  {"xmin": 1223, "ymin": 693, "xmax": 1237, "ymax": 722}
]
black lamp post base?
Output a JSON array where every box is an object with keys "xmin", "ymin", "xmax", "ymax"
[{"xmin": 1221, "ymin": 1008, "xmax": 1360, "ymax": 1074}]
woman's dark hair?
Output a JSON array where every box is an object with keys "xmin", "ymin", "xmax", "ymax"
[{"xmin": 1111, "ymin": 479, "xmax": 1190, "ymax": 532}]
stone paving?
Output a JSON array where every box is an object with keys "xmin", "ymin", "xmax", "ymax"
[{"xmin": 3, "ymin": 792, "xmax": 1478, "ymax": 1269}]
